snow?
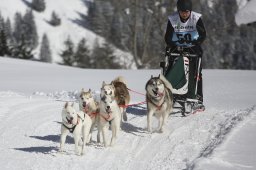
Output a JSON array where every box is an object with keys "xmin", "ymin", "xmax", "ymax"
[
  {"xmin": 235, "ymin": 0, "xmax": 256, "ymax": 25},
  {"xmin": 0, "ymin": 57, "xmax": 256, "ymax": 170}
]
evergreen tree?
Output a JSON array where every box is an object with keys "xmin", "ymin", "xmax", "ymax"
[
  {"xmin": 0, "ymin": 14, "xmax": 11, "ymax": 56},
  {"xmin": 31, "ymin": 0, "xmax": 46, "ymax": 12},
  {"xmin": 11, "ymin": 34, "xmax": 33, "ymax": 59},
  {"xmin": 0, "ymin": 29, "xmax": 11, "ymax": 56},
  {"xmin": 74, "ymin": 38, "xmax": 91, "ymax": 68},
  {"xmin": 13, "ymin": 11, "xmax": 38, "ymax": 50},
  {"xmin": 60, "ymin": 36, "xmax": 75, "ymax": 66},
  {"xmin": 5, "ymin": 18, "xmax": 13, "ymax": 44},
  {"xmin": 13, "ymin": 12, "xmax": 24, "ymax": 44},
  {"xmin": 91, "ymin": 40, "xmax": 121, "ymax": 69},
  {"xmin": 40, "ymin": 33, "xmax": 52, "ymax": 63},
  {"xmin": 49, "ymin": 11, "xmax": 61, "ymax": 26},
  {"xmin": 23, "ymin": 10, "xmax": 38, "ymax": 49}
]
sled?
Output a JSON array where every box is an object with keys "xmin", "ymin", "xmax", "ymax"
[{"xmin": 160, "ymin": 46, "xmax": 205, "ymax": 116}]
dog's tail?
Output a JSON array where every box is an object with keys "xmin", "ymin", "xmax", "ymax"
[{"xmin": 112, "ymin": 76, "xmax": 127, "ymax": 85}]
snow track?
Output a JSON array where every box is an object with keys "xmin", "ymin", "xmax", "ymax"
[{"xmin": 0, "ymin": 91, "xmax": 255, "ymax": 170}]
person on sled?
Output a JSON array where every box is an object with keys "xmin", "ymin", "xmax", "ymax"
[{"xmin": 164, "ymin": 0, "xmax": 206, "ymax": 108}]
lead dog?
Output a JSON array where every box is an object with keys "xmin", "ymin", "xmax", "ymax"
[
  {"xmin": 101, "ymin": 76, "xmax": 130, "ymax": 123},
  {"xmin": 59, "ymin": 102, "xmax": 92, "ymax": 155},
  {"xmin": 145, "ymin": 74, "xmax": 173, "ymax": 133},
  {"xmin": 79, "ymin": 89, "xmax": 100, "ymax": 143},
  {"xmin": 99, "ymin": 82, "xmax": 121, "ymax": 147}
]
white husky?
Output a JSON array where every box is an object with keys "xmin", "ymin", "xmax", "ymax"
[
  {"xmin": 99, "ymin": 82, "xmax": 121, "ymax": 147},
  {"xmin": 100, "ymin": 77, "xmax": 130, "ymax": 127},
  {"xmin": 59, "ymin": 102, "xmax": 92, "ymax": 155},
  {"xmin": 145, "ymin": 74, "xmax": 173, "ymax": 133},
  {"xmin": 79, "ymin": 89, "xmax": 100, "ymax": 143}
]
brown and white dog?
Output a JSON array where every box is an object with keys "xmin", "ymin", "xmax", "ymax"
[
  {"xmin": 145, "ymin": 74, "xmax": 173, "ymax": 133},
  {"xmin": 100, "ymin": 76, "xmax": 130, "ymax": 123}
]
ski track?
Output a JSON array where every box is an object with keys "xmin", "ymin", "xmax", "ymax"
[{"xmin": 0, "ymin": 92, "xmax": 255, "ymax": 170}]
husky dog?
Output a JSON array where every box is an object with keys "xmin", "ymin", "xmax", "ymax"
[
  {"xmin": 99, "ymin": 82, "xmax": 121, "ymax": 147},
  {"xmin": 111, "ymin": 76, "xmax": 130, "ymax": 121},
  {"xmin": 79, "ymin": 89, "xmax": 100, "ymax": 143},
  {"xmin": 101, "ymin": 76, "xmax": 130, "ymax": 123},
  {"xmin": 59, "ymin": 102, "xmax": 92, "ymax": 155},
  {"xmin": 145, "ymin": 74, "xmax": 173, "ymax": 133}
]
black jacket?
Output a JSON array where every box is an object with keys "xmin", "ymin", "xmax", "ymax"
[{"xmin": 164, "ymin": 14, "xmax": 206, "ymax": 54}]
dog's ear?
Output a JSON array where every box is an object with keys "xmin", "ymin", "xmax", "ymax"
[
  {"xmin": 158, "ymin": 74, "xmax": 160, "ymax": 78},
  {"xmin": 111, "ymin": 82, "xmax": 115, "ymax": 87},
  {"xmin": 151, "ymin": 75, "xmax": 153, "ymax": 79},
  {"xmin": 71, "ymin": 102, "xmax": 74, "ymax": 107},
  {"xmin": 89, "ymin": 88, "xmax": 91, "ymax": 93},
  {"xmin": 81, "ymin": 88, "xmax": 84, "ymax": 92},
  {"xmin": 64, "ymin": 102, "xmax": 69, "ymax": 108}
]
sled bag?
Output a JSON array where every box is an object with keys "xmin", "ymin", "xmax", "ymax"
[{"xmin": 165, "ymin": 56, "xmax": 189, "ymax": 95}]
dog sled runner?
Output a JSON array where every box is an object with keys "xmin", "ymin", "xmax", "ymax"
[{"xmin": 160, "ymin": 47, "xmax": 205, "ymax": 116}]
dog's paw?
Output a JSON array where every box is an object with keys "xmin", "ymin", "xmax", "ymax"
[{"xmin": 158, "ymin": 129, "xmax": 164, "ymax": 133}]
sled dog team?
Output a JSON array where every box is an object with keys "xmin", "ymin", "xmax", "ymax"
[{"xmin": 59, "ymin": 75, "xmax": 173, "ymax": 155}]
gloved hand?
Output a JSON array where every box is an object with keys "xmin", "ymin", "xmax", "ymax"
[{"xmin": 190, "ymin": 40, "xmax": 198, "ymax": 45}]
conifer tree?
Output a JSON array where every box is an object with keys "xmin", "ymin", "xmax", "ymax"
[
  {"xmin": 0, "ymin": 15, "xmax": 11, "ymax": 56},
  {"xmin": 40, "ymin": 33, "xmax": 52, "ymax": 63},
  {"xmin": 60, "ymin": 36, "xmax": 75, "ymax": 66},
  {"xmin": 74, "ymin": 38, "xmax": 91, "ymax": 68},
  {"xmin": 23, "ymin": 10, "xmax": 38, "ymax": 49},
  {"xmin": 11, "ymin": 34, "xmax": 33, "ymax": 59},
  {"xmin": 91, "ymin": 40, "xmax": 121, "ymax": 69}
]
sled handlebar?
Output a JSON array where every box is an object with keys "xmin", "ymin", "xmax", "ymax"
[{"xmin": 170, "ymin": 52, "xmax": 198, "ymax": 58}]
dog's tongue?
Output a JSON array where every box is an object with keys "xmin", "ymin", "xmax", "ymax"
[{"xmin": 157, "ymin": 92, "xmax": 164, "ymax": 97}]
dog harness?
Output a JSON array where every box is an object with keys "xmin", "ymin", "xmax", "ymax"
[{"xmin": 62, "ymin": 115, "xmax": 83, "ymax": 133}]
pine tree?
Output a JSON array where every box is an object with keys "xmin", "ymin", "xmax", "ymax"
[
  {"xmin": 60, "ymin": 36, "xmax": 75, "ymax": 66},
  {"xmin": 40, "ymin": 33, "xmax": 52, "ymax": 63},
  {"xmin": 91, "ymin": 40, "xmax": 121, "ymax": 69},
  {"xmin": 0, "ymin": 15, "xmax": 11, "ymax": 56},
  {"xmin": 13, "ymin": 11, "xmax": 38, "ymax": 50},
  {"xmin": 49, "ymin": 11, "xmax": 61, "ymax": 26},
  {"xmin": 31, "ymin": 0, "xmax": 46, "ymax": 12},
  {"xmin": 13, "ymin": 12, "xmax": 24, "ymax": 44},
  {"xmin": 5, "ymin": 18, "xmax": 13, "ymax": 44},
  {"xmin": 23, "ymin": 10, "xmax": 38, "ymax": 49},
  {"xmin": 11, "ymin": 34, "xmax": 33, "ymax": 59},
  {"xmin": 74, "ymin": 38, "xmax": 91, "ymax": 68},
  {"xmin": 0, "ymin": 30, "xmax": 11, "ymax": 56}
]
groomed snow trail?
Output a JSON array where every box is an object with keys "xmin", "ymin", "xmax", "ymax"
[{"xmin": 0, "ymin": 91, "xmax": 255, "ymax": 170}]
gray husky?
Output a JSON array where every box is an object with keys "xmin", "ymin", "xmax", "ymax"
[{"xmin": 145, "ymin": 74, "xmax": 173, "ymax": 133}]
